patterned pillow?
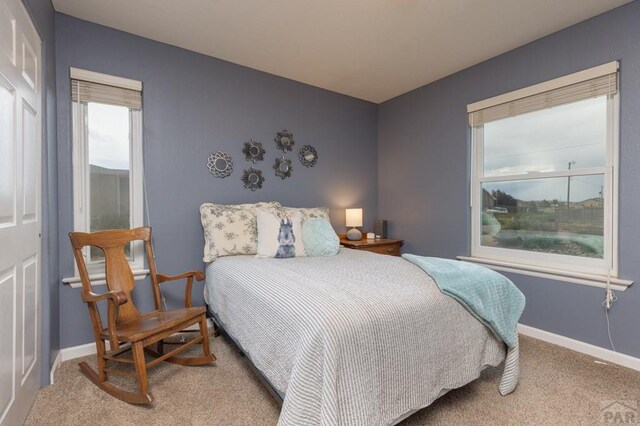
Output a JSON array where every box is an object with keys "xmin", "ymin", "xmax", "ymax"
[
  {"xmin": 200, "ymin": 201, "xmax": 281, "ymax": 262},
  {"xmin": 280, "ymin": 206, "xmax": 331, "ymax": 224}
]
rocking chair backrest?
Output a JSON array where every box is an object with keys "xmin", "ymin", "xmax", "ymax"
[{"xmin": 69, "ymin": 227, "xmax": 160, "ymax": 324}]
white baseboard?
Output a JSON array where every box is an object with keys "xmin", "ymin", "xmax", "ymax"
[
  {"xmin": 50, "ymin": 342, "xmax": 96, "ymax": 385},
  {"xmin": 60, "ymin": 342, "xmax": 103, "ymax": 362},
  {"xmin": 51, "ymin": 321, "xmax": 638, "ymax": 381},
  {"xmin": 517, "ymin": 323, "xmax": 640, "ymax": 371},
  {"xmin": 50, "ymin": 319, "xmax": 214, "ymax": 381},
  {"xmin": 48, "ymin": 342, "xmax": 110, "ymax": 386},
  {"xmin": 49, "ymin": 350, "xmax": 62, "ymax": 385}
]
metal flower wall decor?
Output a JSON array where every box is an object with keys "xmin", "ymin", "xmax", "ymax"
[
  {"xmin": 242, "ymin": 139, "xmax": 266, "ymax": 163},
  {"xmin": 275, "ymin": 130, "xmax": 295, "ymax": 152},
  {"xmin": 207, "ymin": 151, "xmax": 233, "ymax": 178},
  {"xmin": 298, "ymin": 145, "xmax": 318, "ymax": 167},
  {"xmin": 242, "ymin": 167, "xmax": 265, "ymax": 191},
  {"xmin": 273, "ymin": 157, "xmax": 293, "ymax": 180}
]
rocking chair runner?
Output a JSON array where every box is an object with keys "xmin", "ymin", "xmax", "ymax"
[{"xmin": 68, "ymin": 227, "xmax": 215, "ymax": 404}]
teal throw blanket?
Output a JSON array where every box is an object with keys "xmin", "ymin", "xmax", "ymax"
[{"xmin": 402, "ymin": 254, "xmax": 525, "ymax": 348}]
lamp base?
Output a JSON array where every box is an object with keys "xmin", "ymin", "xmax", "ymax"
[{"xmin": 346, "ymin": 228, "xmax": 362, "ymax": 241}]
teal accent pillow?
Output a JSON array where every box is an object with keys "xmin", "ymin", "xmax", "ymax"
[{"xmin": 302, "ymin": 218, "xmax": 339, "ymax": 256}]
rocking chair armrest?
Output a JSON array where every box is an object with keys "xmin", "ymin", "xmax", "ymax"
[
  {"xmin": 156, "ymin": 271, "xmax": 204, "ymax": 308},
  {"xmin": 81, "ymin": 290, "xmax": 128, "ymax": 305},
  {"xmin": 82, "ymin": 290, "xmax": 124, "ymax": 351},
  {"xmin": 157, "ymin": 271, "xmax": 205, "ymax": 283}
]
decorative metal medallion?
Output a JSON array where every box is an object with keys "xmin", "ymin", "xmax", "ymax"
[
  {"xmin": 298, "ymin": 145, "xmax": 318, "ymax": 167},
  {"xmin": 207, "ymin": 151, "xmax": 233, "ymax": 178},
  {"xmin": 242, "ymin": 139, "xmax": 266, "ymax": 163},
  {"xmin": 275, "ymin": 129, "xmax": 295, "ymax": 152},
  {"xmin": 273, "ymin": 157, "xmax": 293, "ymax": 180},
  {"xmin": 242, "ymin": 167, "xmax": 265, "ymax": 191}
]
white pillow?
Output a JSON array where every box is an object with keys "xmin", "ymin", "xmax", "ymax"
[{"xmin": 256, "ymin": 209, "xmax": 306, "ymax": 258}]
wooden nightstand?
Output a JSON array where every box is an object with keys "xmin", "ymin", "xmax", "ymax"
[{"xmin": 339, "ymin": 237, "xmax": 404, "ymax": 257}]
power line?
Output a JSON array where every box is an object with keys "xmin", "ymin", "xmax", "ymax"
[
  {"xmin": 572, "ymin": 177, "xmax": 603, "ymax": 188},
  {"xmin": 485, "ymin": 141, "xmax": 602, "ymax": 160}
]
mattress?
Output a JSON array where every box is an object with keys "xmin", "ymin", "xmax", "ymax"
[{"xmin": 204, "ymin": 249, "xmax": 506, "ymax": 425}]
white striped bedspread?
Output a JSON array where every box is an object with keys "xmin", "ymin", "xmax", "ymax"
[{"xmin": 205, "ymin": 249, "xmax": 515, "ymax": 425}]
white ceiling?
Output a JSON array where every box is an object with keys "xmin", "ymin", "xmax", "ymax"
[{"xmin": 51, "ymin": 0, "xmax": 630, "ymax": 103}]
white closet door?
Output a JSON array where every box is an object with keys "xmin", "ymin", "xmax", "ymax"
[{"xmin": 0, "ymin": 0, "xmax": 42, "ymax": 424}]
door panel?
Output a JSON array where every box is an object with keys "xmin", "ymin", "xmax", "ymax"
[
  {"xmin": 20, "ymin": 36, "xmax": 35, "ymax": 90},
  {"xmin": 21, "ymin": 100, "xmax": 36, "ymax": 222},
  {"xmin": 0, "ymin": 268, "xmax": 15, "ymax": 422},
  {"xmin": 0, "ymin": 2, "xmax": 15, "ymax": 65},
  {"xmin": 21, "ymin": 255, "xmax": 37, "ymax": 380},
  {"xmin": 0, "ymin": 77, "xmax": 15, "ymax": 226},
  {"xmin": 0, "ymin": 0, "xmax": 41, "ymax": 424}
]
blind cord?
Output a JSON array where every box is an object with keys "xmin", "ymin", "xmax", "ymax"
[
  {"xmin": 602, "ymin": 269, "xmax": 617, "ymax": 352},
  {"xmin": 601, "ymin": 86, "xmax": 616, "ymax": 353},
  {"xmin": 140, "ymin": 121, "xmax": 168, "ymax": 312}
]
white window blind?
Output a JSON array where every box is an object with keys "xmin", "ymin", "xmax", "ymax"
[
  {"xmin": 71, "ymin": 79, "xmax": 141, "ymax": 109},
  {"xmin": 70, "ymin": 67, "xmax": 142, "ymax": 109},
  {"xmin": 468, "ymin": 61, "xmax": 618, "ymax": 127}
]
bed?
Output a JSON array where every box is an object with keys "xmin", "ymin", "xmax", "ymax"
[{"xmin": 204, "ymin": 248, "xmax": 511, "ymax": 425}]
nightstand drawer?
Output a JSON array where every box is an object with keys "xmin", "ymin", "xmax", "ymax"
[
  {"xmin": 339, "ymin": 237, "xmax": 404, "ymax": 257},
  {"xmin": 361, "ymin": 244, "xmax": 401, "ymax": 256}
]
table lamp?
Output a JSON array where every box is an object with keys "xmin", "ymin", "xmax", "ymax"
[{"xmin": 345, "ymin": 208, "xmax": 363, "ymax": 241}]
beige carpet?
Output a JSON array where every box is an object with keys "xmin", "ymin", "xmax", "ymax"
[{"xmin": 26, "ymin": 334, "xmax": 640, "ymax": 425}]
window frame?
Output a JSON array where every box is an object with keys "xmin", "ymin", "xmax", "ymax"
[
  {"xmin": 70, "ymin": 70, "xmax": 145, "ymax": 277},
  {"xmin": 469, "ymin": 70, "xmax": 620, "ymax": 281}
]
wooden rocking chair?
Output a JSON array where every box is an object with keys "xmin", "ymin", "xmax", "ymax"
[{"xmin": 68, "ymin": 227, "xmax": 216, "ymax": 404}]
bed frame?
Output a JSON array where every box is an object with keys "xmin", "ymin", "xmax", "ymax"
[{"xmin": 206, "ymin": 304, "xmax": 284, "ymax": 404}]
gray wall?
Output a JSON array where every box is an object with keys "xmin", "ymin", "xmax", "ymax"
[
  {"xmin": 55, "ymin": 14, "xmax": 378, "ymax": 348},
  {"xmin": 22, "ymin": 0, "xmax": 58, "ymax": 385},
  {"xmin": 378, "ymin": 2, "xmax": 640, "ymax": 357}
]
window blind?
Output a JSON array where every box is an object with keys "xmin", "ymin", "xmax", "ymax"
[
  {"xmin": 71, "ymin": 79, "xmax": 142, "ymax": 109},
  {"xmin": 468, "ymin": 63, "xmax": 618, "ymax": 127}
]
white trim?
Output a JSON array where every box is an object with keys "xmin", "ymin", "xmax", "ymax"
[
  {"xmin": 61, "ymin": 269, "xmax": 149, "ymax": 288},
  {"xmin": 467, "ymin": 61, "xmax": 618, "ymax": 113},
  {"xmin": 49, "ymin": 350, "xmax": 61, "ymax": 385},
  {"xmin": 517, "ymin": 323, "xmax": 640, "ymax": 372},
  {"xmin": 479, "ymin": 167, "xmax": 607, "ymax": 183},
  {"xmin": 71, "ymin": 101, "xmax": 87, "ymax": 239},
  {"xmin": 129, "ymin": 109, "xmax": 145, "ymax": 266},
  {"xmin": 458, "ymin": 256, "xmax": 632, "ymax": 290},
  {"xmin": 59, "ymin": 342, "xmax": 103, "ymax": 362},
  {"xmin": 470, "ymin": 89, "xmax": 620, "ymax": 280},
  {"xmin": 610, "ymin": 92, "xmax": 620, "ymax": 281},
  {"xmin": 70, "ymin": 67, "xmax": 141, "ymax": 91},
  {"xmin": 71, "ymin": 82, "xmax": 145, "ymax": 276},
  {"xmin": 55, "ymin": 319, "xmax": 214, "ymax": 361}
]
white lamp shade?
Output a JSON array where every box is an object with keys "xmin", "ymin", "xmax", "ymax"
[{"xmin": 345, "ymin": 208, "xmax": 363, "ymax": 227}]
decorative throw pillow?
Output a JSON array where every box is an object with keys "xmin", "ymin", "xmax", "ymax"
[
  {"xmin": 280, "ymin": 206, "xmax": 331, "ymax": 224},
  {"xmin": 302, "ymin": 218, "xmax": 339, "ymax": 257},
  {"xmin": 200, "ymin": 201, "xmax": 281, "ymax": 262},
  {"xmin": 256, "ymin": 209, "xmax": 306, "ymax": 258}
]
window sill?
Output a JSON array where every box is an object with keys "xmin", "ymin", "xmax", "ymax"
[
  {"xmin": 61, "ymin": 269, "xmax": 150, "ymax": 289},
  {"xmin": 457, "ymin": 256, "xmax": 632, "ymax": 291}
]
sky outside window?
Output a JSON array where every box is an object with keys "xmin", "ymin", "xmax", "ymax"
[
  {"xmin": 483, "ymin": 96, "xmax": 606, "ymax": 202},
  {"xmin": 87, "ymin": 102, "xmax": 130, "ymax": 171}
]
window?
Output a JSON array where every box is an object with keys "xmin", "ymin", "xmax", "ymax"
[
  {"xmin": 468, "ymin": 62, "xmax": 621, "ymax": 282},
  {"xmin": 71, "ymin": 68, "xmax": 144, "ymax": 275}
]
